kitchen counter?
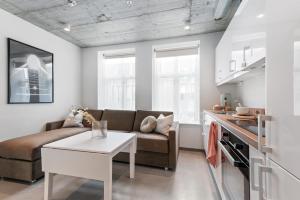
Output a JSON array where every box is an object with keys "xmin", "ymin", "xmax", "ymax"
[{"xmin": 204, "ymin": 110, "xmax": 265, "ymax": 149}]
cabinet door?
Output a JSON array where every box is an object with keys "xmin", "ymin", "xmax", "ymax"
[
  {"xmin": 266, "ymin": 159, "xmax": 300, "ymax": 200},
  {"xmin": 245, "ymin": 35, "xmax": 266, "ymax": 66},
  {"xmin": 215, "ymin": 32, "xmax": 231, "ymax": 84},
  {"xmin": 203, "ymin": 113, "xmax": 215, "ymax": 154},
  {"xmin": 231, "ymin": 40, "xmax": 245, "ymax": 72},
  {"xmin": 265, "ymin": 0, "xmax": 300, "ymax": 179},
  {"xmin": 249, "ymin": 146, "xmax": 266, "ymax": 200},
  {"xmin": 229, "ymin": 0, "xmax": 266, "ymax": 70}
]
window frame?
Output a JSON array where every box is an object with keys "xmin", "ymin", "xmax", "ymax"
[
  {"xmin": 152, "ymin": 46, "xmax": 200, "ymax": 124},
  {"xmin": 98, "ymin": 53, "xmax": 136, "ymax": 110}
]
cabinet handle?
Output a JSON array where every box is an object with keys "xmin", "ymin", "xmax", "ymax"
[
  {"xmin": 229, "ymin": 60, "xmax": 236, "ymax": 72},
  {"xmin": 258, "ymin": 165, "xmax": 272, "ymax": 200},
  {"xmin": 250, "ymin": 157, "xmax": 264, "ymax": 191},
  {"xmin": 218, "ymin": 140, "xmax": 246, "ymax": 167},
  {"xmin": 257, "ymin": 115, "xmax": 272, "ymax": 153},
  {"xmin": 242, "ymin": 46, "xmax": 251, "ymax": 67}
]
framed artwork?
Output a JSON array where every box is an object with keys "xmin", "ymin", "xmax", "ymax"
[{"xmin": 8, "ymin": 38, "xmax": 54, "ymax": 104}]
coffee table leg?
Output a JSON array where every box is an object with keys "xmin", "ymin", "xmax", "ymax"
[
  {"xmin": 104, "ymin": 158, "xmax": 112, "ymax": 200},
  {"xmin": 44, "ymin": 172, "xmax": 53, "ymax": 200},
  {"xmin": 130, "ymin": 140, "xmax": 135, "ymax": 179}
]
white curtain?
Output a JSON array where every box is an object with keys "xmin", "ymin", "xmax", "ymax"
[
  {"xmin": 153, "ymin": 53, "xmax": 200, "ymax": 124},
  {"xmin": 98, "ymin": 56, "xmax": 135, "ymax": 110}
]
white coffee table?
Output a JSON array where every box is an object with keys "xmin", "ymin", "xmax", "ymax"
[{"xmin": 41, "ymin": 131, "xmax": 137, "ymax": 200}]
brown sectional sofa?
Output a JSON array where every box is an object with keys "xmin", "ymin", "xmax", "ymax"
[{"xmin": 0, "ymin": 109, "xmax": 179, "ymax": 182}]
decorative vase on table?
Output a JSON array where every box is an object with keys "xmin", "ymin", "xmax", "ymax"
[{"xmin": 92, "ymin": 120, "xmax": 108, "ymax": 138}]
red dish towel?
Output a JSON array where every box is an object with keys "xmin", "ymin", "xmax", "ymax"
[{"xmin": 207, "ymin": 122, "xmax": 218, "ymax": 167}]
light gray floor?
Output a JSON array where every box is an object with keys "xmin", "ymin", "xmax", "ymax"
[{"xmin": 0, "ymin": 150, "xmax": 220, "ymax": 200}]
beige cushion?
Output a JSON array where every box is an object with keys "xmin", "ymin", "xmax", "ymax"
[
  {"xmin": 62, "ymin": 111, "xmax": 84, "ymax": 128},
  {"xmin": 133, "ymin": 110, "xmax": 173, "ymax": 131},
  {"xmin": 155, "ymin": 114, "xmax": 174, "ymax": 136},
  {"xmin": 140, "ymin": 116, "xmax": 157, "ymax": 133}
]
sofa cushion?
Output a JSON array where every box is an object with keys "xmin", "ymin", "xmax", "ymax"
[
  {"xmin": 101, "ymin": 109, "xmax": 136, "ymax": 131},
  {"xmin": 134, "ymin": 131, "xmax": 169, "ymax": 154},
  {"xmin": 133, "ymin": 110, "xmax": 173, "ymax": 132},
  {"xmin": 0, "ymin": 127, "xmax": 90, "ymax": 161},
  {"xmin": 155, "ymin": 114, "xmax": 174, "ymax": 136}
]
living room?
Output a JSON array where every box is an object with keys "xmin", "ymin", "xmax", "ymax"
[{"xmin": 1, "ymin": 0, "xmax": 300, "ymax": 200}]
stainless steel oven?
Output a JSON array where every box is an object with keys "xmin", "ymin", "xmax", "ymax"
[{"xmin": 219, "ymin": 127, "xmax": 250, "ymax": 200}]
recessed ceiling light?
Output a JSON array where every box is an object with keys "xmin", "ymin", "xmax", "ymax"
[
  {"xmin": 184, "ymin": 20, "xmax": 191, "ymax": 30},
  {"xmin": 184, "ymin": 25, "xmax": 191, "ymax": 30},
  {"xmin": 126, "ymin": 0, "xmax": 133, "ymax": 7},
  {"xmin": 257, "ymin": 14, "xmax": 264, "ymax": 18},
  {"xmin": 64, "ymin": 24, "xmax": 71, "ymax": 32},
  {"xmin": 68, "ymin": 0, "xmax": 77, "ymax": 7}
]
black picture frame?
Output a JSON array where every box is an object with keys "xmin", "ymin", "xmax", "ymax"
[{"xmin": 7, "ymin": 38, "xmax": 54, "ymax": 104}]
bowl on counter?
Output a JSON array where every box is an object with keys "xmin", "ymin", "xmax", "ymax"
[{"xmin": 236, "ymin": 107, "xmax": 250, "ymax": 115}]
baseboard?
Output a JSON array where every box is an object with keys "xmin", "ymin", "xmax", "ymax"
[{"xmin": 179, "ymin": 147, "xmax": 204, "ymax": 152}]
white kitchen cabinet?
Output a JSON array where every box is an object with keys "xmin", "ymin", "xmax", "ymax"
[
  {"xmin": 249, "ymin": 146, "xmax": 266, "ymax": 200},
  {"xmin": 203, "ymin": 113, "xmax": 216, "ymax": 154},
  {"xmin": 215, "ymin": 32, "xmax": 231, "ymax": 84},
  {"xmin": 202, "ymin": 112, "xmax": 225, "ymax": 199},
  {"xmin": 264, "ymin": 0, "xmax": 300, "ymax": 180},
  {"xmin": 265, "ymin": 159, "xmax": 300, "ymax": 200},
  {"xmin": 215, "ymin": 0, "xmax": 266, "ymax": 85},
  {"xmin": 250, "ymin": 0, "xmax": 300, "ymax": 199}
]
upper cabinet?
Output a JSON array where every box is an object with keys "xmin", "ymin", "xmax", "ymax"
[
  {"xmin": 215, "ymin": 32, "xmax": 231, "ymax": 84},
  {"xmin": 216, "ymin": 0, "xmax": 266, "ymax": 85}
]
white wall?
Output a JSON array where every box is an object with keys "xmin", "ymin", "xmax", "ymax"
[
  {"xmin": 0, "ymin": 8, "xmax": 82, "ymax": 141},
  {"xmin": 82, "ymin": 32, "xmax": 227, "ymax": 149},
  {"xmin": 236, "ymin": 74, "xmax": 265, "ymax": 108}
]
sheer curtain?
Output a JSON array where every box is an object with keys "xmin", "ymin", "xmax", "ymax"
[
  {"xmin": 153, "ymin": 50, "xmax": 200, "ymax": 124},
  {"xmin": 98, "ymin": 56, "xmax": 135, "ymax": 110}
]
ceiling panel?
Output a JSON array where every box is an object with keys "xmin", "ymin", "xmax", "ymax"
[{"xmin": 0, "ymin": 0, "xmax": 239, "ymax": 47}]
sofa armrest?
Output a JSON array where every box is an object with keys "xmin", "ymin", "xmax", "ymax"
[
  {"xmin": 168, "ymin": 121, "xmax": 179, "ymax": 170},
  {"xmin": 45, "ymin": 120, "xmax": 64, "ymax": 131}
]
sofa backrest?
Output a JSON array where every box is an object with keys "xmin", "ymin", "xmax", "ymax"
[
  {"xmin": 133, "ymin": 110, "xmax": 173, "ymax": 132},
  {"xmin": 86, "ymin": 109, "xmax": 103, "ymax": 121},
  {"xmin": 101, "ymin": 109, "xmax": 136, "ymax": 131}
]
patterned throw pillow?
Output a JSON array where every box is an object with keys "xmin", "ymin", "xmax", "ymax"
[
  {"xmin": 155, "ymin": 114, "xmax": 174, "ymax": 136},
  {"xmin": 140, "ymin": 116, "xmax": 157, "ymax": 133},
  {"xmin": 62, "ymin": 111, "xmax": 84, "ymax": 128}
]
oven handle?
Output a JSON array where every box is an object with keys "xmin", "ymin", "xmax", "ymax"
[{"xmin": 218, "ymin": 140, "xmax": 246, "ymax": 168}]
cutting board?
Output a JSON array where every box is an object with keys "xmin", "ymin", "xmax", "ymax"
[{"xmin": 232, "ymin": 114, "xmax": 256, "ymax": 120}]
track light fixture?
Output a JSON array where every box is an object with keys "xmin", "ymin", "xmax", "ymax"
[
  {"xmin": 68, "ymin": 0, "xmax": 77, "ymax": 7},
  {"xmin": 64, "ymin": 24, "xmax": 71, "ymax": 32},
  {"xmin": 126, "ymin": 0, "xmax": 133, "ymax": 7},
  {"xmin": 184, "ymin": 20, "xmax": 191, "ymax": 30}
]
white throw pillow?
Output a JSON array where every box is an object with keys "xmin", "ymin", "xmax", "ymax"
[
  {"xmin": 140, "ymin": 116, "xmax": 157, "ymax": 133},
  {"xmin": 155, "ymin": 114, "xmax": 174, "ymax": 136},
  {"xmin": 62, "ymin": 111, "xmax": 84, "ymax": 128}
]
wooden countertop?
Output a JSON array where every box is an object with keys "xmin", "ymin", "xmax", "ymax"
[{"xmin": 204, "ymin": 110, "xmax": 265, "ymax": 149}]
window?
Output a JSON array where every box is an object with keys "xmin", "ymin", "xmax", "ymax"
[
  {"xmin": 98, "ymin": 52, "xmax": 135, "ymax": 110},
  {"xmin": 153, "ymin": 45, "xmax": 200, "ymax": 124}
]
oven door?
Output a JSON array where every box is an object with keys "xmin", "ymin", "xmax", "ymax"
[{"xmin": 218, "ymin": 140, "xmax": 250, "ymax": 200}]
